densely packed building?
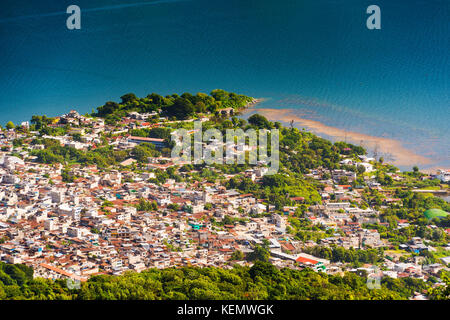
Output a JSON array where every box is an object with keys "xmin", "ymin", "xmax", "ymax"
[{"xmin": 0, "ymin": 110, "xmax": 448, "ymax": 294}]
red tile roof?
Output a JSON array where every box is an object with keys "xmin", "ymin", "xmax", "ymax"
[{"xmin": 295, "ymin": 256, "xmax": 318, "ymax": 265}]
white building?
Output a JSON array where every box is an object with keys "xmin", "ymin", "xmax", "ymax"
[
  {"xmin": 44, "ymin": 219, "xmax": 58, "ymax": 231},
  {"xmin": 50, "ymin": 189, "xmax": 65, "ymax": 203},
  {"xmin": 436, "ymin": 169, "xmax": 450, "ymax": 183}
]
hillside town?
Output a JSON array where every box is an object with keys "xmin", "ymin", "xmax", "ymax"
[{"xmin": 0, "ymin": 93, "xmax": 449, "ymax": 300}]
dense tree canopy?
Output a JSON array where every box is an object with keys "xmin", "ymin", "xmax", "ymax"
[
  {"xmin": 93, "ymin": 90, "xmax": 253, "ymax": 122},
  {"xmin": 1, "ymin": 262, "xmax": 444, "ymax": 300}
]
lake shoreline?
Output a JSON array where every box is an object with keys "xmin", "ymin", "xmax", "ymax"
[{"xmin": 241, "ymin": 106, "xmax": 442, "ymax": 171}]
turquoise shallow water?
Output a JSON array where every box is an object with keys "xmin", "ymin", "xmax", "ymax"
[{"xmin": 0, "ymin": 0, "xmax": 448, "ymax": 169}]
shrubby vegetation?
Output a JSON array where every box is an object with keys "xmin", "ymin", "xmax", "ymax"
[
  {"xmin": 130, "ymin": 127, "xmax": 171, "ymax": 140},
  {"xmin": 303, "ymin": 245, "xmax": 383, "ymax": 266},
  {"xmin": 135, "ymin": 198, "xmax": 158, "ymax": 211},
  {"xmin": 30, "ymin": 138, "xmax": 160, "ymax": 167}
]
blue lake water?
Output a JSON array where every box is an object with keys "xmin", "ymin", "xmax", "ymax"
[{"xmin": 0, "ymin": 0, "xmax": 448, "ymax": 169}]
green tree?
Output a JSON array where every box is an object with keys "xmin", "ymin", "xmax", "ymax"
[
  {"xmin": 5, "ymin": 121, "xmax": 15, "ymax": 130},
  {"xmin": 162, "ymin": 98, "xmax": 194, "ymax": 120},
  {"xmin": 246, "ymin": 244, "xmax": 270, "ymax": 262},
  {"xmin": 248, "ymin": 114, "xmax": 272, "ymax": 129},
  {"xmin": 230, "ymin": 250, "xmax": 244, "ymax": 261}
]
